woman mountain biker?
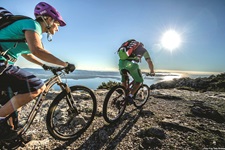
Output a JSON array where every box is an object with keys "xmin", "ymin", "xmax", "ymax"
[
  {"xmin": 0, "ymin": 2, "xmax": 75, "ymax": 140},
  {"xmin": 118, "ymin": 39, "xmax": 155, "ymax": 104}
]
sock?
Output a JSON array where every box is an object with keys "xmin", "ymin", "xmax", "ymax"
[
  {"xmin": 129, "ymin": 94, "xmax": 133, "ymax": 98},
  {"xmin": 0, "ymin": 117, "xmax": 6, "ymax": 120},
  {"xmin": 9, "ymin": 97, "xmax": 17, "ymax": 112}
]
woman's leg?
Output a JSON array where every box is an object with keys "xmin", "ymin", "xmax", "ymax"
[{"xmin": 0, "ymin": 84, "xmax": 45, "ymax": 117}]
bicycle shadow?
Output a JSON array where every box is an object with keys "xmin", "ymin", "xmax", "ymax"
[
  {"xmin": 79, "ymin": 109, "xmax": 141, "ymax": 150},
  {"xmin": 53, "ymin": 107, "xmax": 154, "ymax": 150},
  {"xmin": 104, "ymin": 109, "xmax": 153, "ymax": 150}
]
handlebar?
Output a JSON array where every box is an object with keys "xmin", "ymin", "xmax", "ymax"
[
  {"xmin": 48, "ymin": 66, "xmax": 66, "ymax": 75},
  {"xmin": 42, "ymin": 63, "xmax": 76, "ymax": 75},
  {"xmin": 43, "ymin": 66, "xmax": 73, "ymax": 76}
]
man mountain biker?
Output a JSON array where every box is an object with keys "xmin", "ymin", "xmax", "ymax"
[
  {"xmin": 0, "ymin": 2, "xmax": 75, "ymax": 140},
  {"xmin": 118, "ymin": 39, "xmax": 155, "ymax": 104}
]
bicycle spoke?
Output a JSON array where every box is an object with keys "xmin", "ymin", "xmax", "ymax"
[
  {"xmin": 103, "ymin": 86, "xmax": 126, "ymax": 123},
  {"xmin": 133, "ymin": 84, "xmax": 149, "ymax": 108},
  {"xmin": 47, "ymin": 86, "xmax": 96, "ymax": 140}
]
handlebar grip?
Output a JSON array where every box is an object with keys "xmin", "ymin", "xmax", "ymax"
[{"xmin": 146, "ymin": 73, "xmax": 155, "ymax": 76}]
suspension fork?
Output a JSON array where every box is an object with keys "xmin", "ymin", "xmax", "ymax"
[{"xmin": 60, "ymin": 83, "xmax": 79, "ymax": 115}]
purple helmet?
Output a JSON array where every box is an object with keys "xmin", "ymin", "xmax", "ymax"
[{"xmin": 34, "ymin": 2, "xmax": 66, "ymax": 26}]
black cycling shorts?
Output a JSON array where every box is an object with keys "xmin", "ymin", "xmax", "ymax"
[{"xmin": 0, "ymin": 65, "xmax": 44, "ymax": 94}]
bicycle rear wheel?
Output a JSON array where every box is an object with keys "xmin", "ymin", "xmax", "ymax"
[
  {"xmin": 133, "ymin": 84, "xmax": 149, "ymax": 108},
  {"xmin": 46, "ymin": 85, "xmax": 97, "ymax": 140},
  {"xmin": 103, "ymin": 85, "xmax": 127, "ymax": 124}
]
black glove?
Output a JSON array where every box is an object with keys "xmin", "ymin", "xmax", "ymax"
[
  {"xmin": 65, "ymin": 62, "xmax": 75, "ymax": 73},
  {"xmin": 42, "ymin": 64, "xmax": 51, "ymax": 70},
  {"xmin": 149, "ymin": 72, "xmax": 155, "ymax": 76},
  {"xmin": 146, "ymin": 72, "xmax": 155, "ymax": 76}
]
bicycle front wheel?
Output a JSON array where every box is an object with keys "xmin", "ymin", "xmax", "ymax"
[
  {"xmin": 133, "ymin": 84, "xmax": 149, "ymax": 108},
  {"xmin": 46, "ymin": 85, "xmax": 97, "ymax": 140},
  {"xmin": 103, "ymin": 85, "xmax": 127, "ymax": 124}
]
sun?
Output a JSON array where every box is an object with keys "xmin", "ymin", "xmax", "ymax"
[{"xmin": 161, "ymin": 29, "xmax": 181, "ymax": 51}]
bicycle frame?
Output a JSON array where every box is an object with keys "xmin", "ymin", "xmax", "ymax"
[
  {"xmin": 17, "ymin": 71, "xmax": 70, "ymax": 136},
  {"xmin": 125, "ymin": 74, "xmax": 148, "ymax": 97},
  {"xmin": 102, "ymin": 73, "xmax": 150, "ymax": 123}
]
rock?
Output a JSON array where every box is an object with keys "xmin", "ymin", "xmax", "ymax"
[
  {"xmin": 23, "ymin": 139, "xmax": 50, "ymax": 149},
  {"xmin": 139, "ymin": 137, "xmax": 162, "ymax": 149},
  {"xmin": 138, "ymin": 127, "xmax": 166, "ymax": 139},
  {"xmin": 190, "ymin": 104, "xmax": 225, "ymax": 123},
  {"xmin": 159, "ymin": 121, "xmax": 197, "ymax": 133},
  {"xmin": 151, "ymin": 72, "xmax": 225, "ymax": 92},
  {"xmin": 98, "ymin": 130, "xmax": 108, "ymax": 142},
  {"xmin": 152, "ymin": 93, "xmax": 182, "ymax": 100},
  {"xmin": 2, "ymin": 88, "xmax": 225, "ymax": 149},
  {"xmin": 147, "ymin": 128, "xmax": 166, "ymax": 139}
]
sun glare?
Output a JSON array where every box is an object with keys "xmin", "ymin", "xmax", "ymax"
[{"xmin": 161, "ymin": 30, "xmax": 181, "ymax": 51}]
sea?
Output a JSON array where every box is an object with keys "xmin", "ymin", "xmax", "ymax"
[{"xmin": 24, "ymin": 68, "xmax": 220, "ymax": 91}]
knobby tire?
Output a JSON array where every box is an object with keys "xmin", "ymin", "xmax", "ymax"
[
  {"xmin": 46, "ymin": 85, "xmax": 97, "ymax": 140},
  {"xmin": 103, "ymin": 85, "xmax": 127, "ymax": 124}
]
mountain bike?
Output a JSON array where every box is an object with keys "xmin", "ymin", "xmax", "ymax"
[
  {"xmin": 103, "ymin": 72, "xmax": 152, "ymax": 124},
  {"xmin": 0, "ymin": 66, "xmax": 97, "ymax": 149}
]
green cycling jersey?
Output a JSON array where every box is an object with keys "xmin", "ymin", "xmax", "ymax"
[{"xmin": 118, "ymin": 44, "xmax": 152, "ymax": 83}]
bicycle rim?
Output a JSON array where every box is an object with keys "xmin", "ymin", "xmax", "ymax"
[
  {"xmin": 133, "ymin": 84, "xmax": 149, "ymax": 108},
  {"xmin": 46, "ymin": 85, "xmax": 97, "ymax": 140},
  {"xmin": 103, "ymin": 85, "xmax": 127, "ymax": 124}
]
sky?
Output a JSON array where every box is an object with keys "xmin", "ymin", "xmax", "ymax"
[{"xmin": 1, "ymin": 0, "xmax": 225, "ymax": 73}]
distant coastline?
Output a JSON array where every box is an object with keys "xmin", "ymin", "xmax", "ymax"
[
  {"xmin": 23, "ymin": 68, "xmax": 222, "ymax": 90},
  {"xmin": 23, "ymin": 68, "xmax": 221, "ymax": 80}
]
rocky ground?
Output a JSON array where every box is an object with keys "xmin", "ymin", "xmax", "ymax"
[{"xmin": 1, "ymin": 86, "xmax": 225, "ymax": 150}]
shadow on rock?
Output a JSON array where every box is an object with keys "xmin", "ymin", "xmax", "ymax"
[
  {"xmin": 159, "ymin": 121, "xmax": 197, "ymax": 133},
  {"xmin": 152, "ymin": 94, "xmax": 182, "ymax": 101},
  {"xmin": 77, "ymin": 108, "xmax": 153, "ymax": 150},
  {"xmin": 137, "ymin": 127, "xmax": 166, "ymax": 149},
  {"xmin": 190, "ymin": 101, "xmax": 225, "ymax": 123}
]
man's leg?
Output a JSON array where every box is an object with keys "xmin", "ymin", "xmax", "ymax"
[
  {"xmin": 121, "ymin": 72, "xmax": 129, "ymax": 89},
  {"xmin": 130, "ymin": 82, "xmax": 141, "ymax": 95},
  {"xmin": 127, "ymin": 66, "xmax": 143, "ymax": 104}
]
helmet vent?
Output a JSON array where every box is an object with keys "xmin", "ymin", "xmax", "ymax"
[{"xmin": 50, "ymin": 10, "xmax": 57, "ymax": 16}]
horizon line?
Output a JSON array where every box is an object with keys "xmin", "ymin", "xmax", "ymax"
[{"xmin": 22, "ymin": 67, "xmax": 223, "ymax": 75}]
